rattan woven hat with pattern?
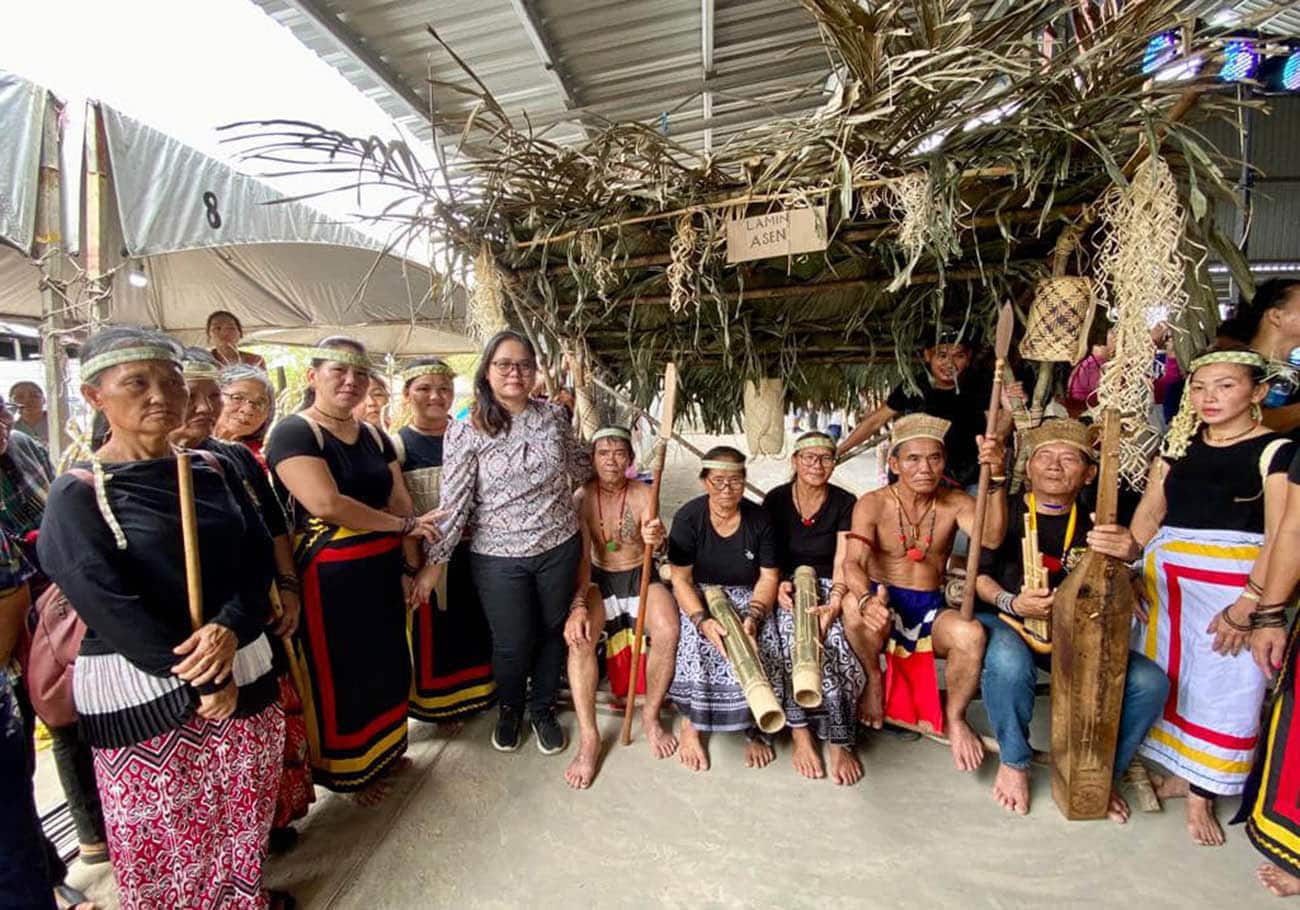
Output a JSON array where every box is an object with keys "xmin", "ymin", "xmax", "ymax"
[
  {"xmin": 1024, "ymin": 418, "xmax": 1096, "ymax": 461},
  {"xmin": 890, "ymin": 413, "xmax": 951, "ymax": 452}
]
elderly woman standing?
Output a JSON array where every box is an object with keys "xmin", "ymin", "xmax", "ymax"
[
  {"xmin": 37, "ymin": 326, "xmax": 286, "ymax": 910},
  {"xmin": 427, "ymin": 331, "xmax": 589, "ymax": 754},
  {"xmin": 1090, "ymin": 349, "xmax": 1295, "ymax": 846},
  {"xmin": 266, "ymin": 337, "xmax": 439, "ymax": 803},
  {"xmin": 761, "ymin": 432, "xmax": 866, "ymax": 785},
  {"xmin": 214, "ymin": 363, "xmax": 276, "ymax": 467},
  {"xmin": 668, "ymin": 446, "xmax": 784, "ymax": 772},
  {"xmin": 172, "ymin": 348, "xmax": 313, "ymax": 851},
  {"xmin": 395, "ymin": 359, "xmax": 496, "ymax": 724}
]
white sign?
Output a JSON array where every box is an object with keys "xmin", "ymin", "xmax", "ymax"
[{"xmin": 725, "ymin": 206, "xmax": 828, "ymax": 264}]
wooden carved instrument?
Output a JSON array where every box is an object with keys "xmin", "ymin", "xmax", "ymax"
[
  {"xmin": 1050, "ymin": 408, "xmax": 1136, "ymax": 820},
  {"xmin": 176, "ymin": 452, "xmax": 204, "ymax": 632},
  {"xmin": 791, "ymin": 566, "xmax": 823, "ymax": 709},
  {"xmin": 620, "ymin": 362, "xmax": 678, "ymax": 745},
  {"xmin": 961, "ymin": 301, "xmax": 1015, "ymax": 619},
  {"xmin": 999, "ymin": 510, "xmax": 1053, "ymax": 655},
  {"xmin": 703, "ymin": 585, "xmax": 786, "ymax": 734}
]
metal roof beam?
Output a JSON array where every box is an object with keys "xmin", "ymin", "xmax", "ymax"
[
  {"xmin": 506, "ymin": 0, "xmax": 581, "ymax": 110},
  {"xmin": 279, "ymin": 0, "xmax": 429, "ymax": 125},
  {"xmin": 701, "ymin": 0, "xmax": 715, "ymax": 154}
]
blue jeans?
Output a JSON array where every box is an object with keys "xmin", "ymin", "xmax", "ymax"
[{"xmin": 977, "ymin": 613, "xmax": 1169, "ymax": 773}]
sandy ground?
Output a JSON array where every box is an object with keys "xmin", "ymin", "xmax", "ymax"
[{"xmin": 38, "ymin": 430, "xmax": 1282, "ymax": 909}]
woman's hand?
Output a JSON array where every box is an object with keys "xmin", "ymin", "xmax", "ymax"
[
  {"xmin": 196, "ymin": 681, "xmax": 237, "ymax": 721},
  {"xmin": 698, "ymin": 616, "xmax": 727, "ymax": 654},
  {"xmin": 1086, "ymin": 523, "xmax": 1139, "ymax": 562},
  {"xmin": 172, "ymin": 623, "xmax": 238, "ymax": 686},
  {"xmin": 273, "ymin": 588, "xmax": 301, "ymax": 638},
  {"xmin": 776, "ymin": 581, "xmax": 795, "ymax": 611},
  {"xmin": 1207, "ymin": 597, "xmax": 1252, "ymax": 657},
  {"xmin": 641, "ymin": 517, "xmax": 666, "ymax": 550},
  {"xmin": 1252, "ymin": 627, "xmax": 1288, "ymax": 679},
  {"xmin": 404, "ymin": 508, "xmax": 447, "ymax": 543},
  {"xmin": 408, "ymin": 563, "xmax": 443, "ymax": 611},
  {"xmin": 741, "ymin": 615, "xmax": 761, "ymax": 653}
]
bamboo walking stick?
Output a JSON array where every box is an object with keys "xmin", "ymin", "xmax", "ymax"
[
  {"xmin": 960, "ymin": 302, "xmax": 1014, "ymax": 620},
  {"xmin": 620, "ymin": 362, "xmax": 679, "ymax": 745},
  {"xmin": 176, "ymin": 452, "xmax": 204, "ymax": 631}
]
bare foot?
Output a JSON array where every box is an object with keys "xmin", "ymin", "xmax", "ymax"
[
  {"xmin": 858, "ymin": 669, "xmax": 885, "ymax": 729},
  {"xmin": 563, "ymin": 734, "xmax": 600, "ymax": 790},
  {"xmin": 745, "ymin": 738, "xmax": 776, "ymax": 769},
  {"xmin": 1257, "ymin": 863, "xmax": 1300, "ymax": 897},
  {"xmin": 830, "ymin": 745, "xmax": 863, "ymax": 786},
  {"xmin": 643, "ymin": 711, "xmax": 679, "ymax": 759},
  {"xmin": 790, "ymin": 728, "xmax": 825, "ymax": 780},
  {"xmin": 1149, "ymin": 770, "xmax": 1190, "ymax": 800},
  {"xmin": 1107, "ymin": 789, "xmax": 1131, "ymax": 825},
  {"xmin": 947, "ymin": 716, "xmax": 985, "ymax": 772},
  {"xmin": 678, "ymin": 719, "xmax": 710, "ymax": 772},
  {"xmin": 352, "ymin": 777, "xmax": 393, "ymax": 807},
  {"xmin": 992, "ymin": 764, "xmax": 1031, "ymax": 815},
  {"xmin": 1187, "ymin": 793, "xmax": 1225, "ymax": 846}
]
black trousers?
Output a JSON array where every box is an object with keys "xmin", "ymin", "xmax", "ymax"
[
  {"xmin": 470, "ymin": 534, "xmax": 581, "ymax": 717},
  {"xmin": 49, "ymin": 722, "xmax": 105, "ymax": 845},
  {"xmin": 3, "ymin": 680, "xmax": 57, "ymax": 909}
]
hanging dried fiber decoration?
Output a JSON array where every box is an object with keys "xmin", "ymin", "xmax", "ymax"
[
  {"xmin": 469, "ymin": 246, "xmax": 510, "ymax": 342},
  {"xmin": 743, "ymin": 378, "xmax": 785, "ymax": 457},
  {"xmin": 1093, "ymin": 156, "xmax": 1190, "ymax": 489},
  {"xmin": 667, "ymin": 213, "xmax": 700, "ymax": 314}
]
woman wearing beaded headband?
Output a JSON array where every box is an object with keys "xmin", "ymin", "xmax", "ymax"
[
  {"xmin": 759, "ymin": 431, "xmax": 866, "ymax": 784},
  {"xmin": 396, "ymin": 360, "xmax": 496, "ymax": 727},
  {"xmin": 214, "ymin": 363, "xmax": 276, "ymax": 468},
  {"xmin": 265, "ymin": 336, "xmax": 440, "ymax": 804},
  {"xmin": 173, "ymin": 347, "xmax": 313, "ymax": 854},
  {"xmin": 1088, "ymin": 348, "xmax": 1295, "ymax": 846},
  {"xmin": 37, "ymin": 326, "xmax": 289, "ymax": 909},
  {"xmin": 667, "ymin": 446, "xmax": 785, "ymax": 771}
]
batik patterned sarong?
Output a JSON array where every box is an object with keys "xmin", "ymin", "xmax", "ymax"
[
  {"xmin": 1134, "ymin": 526, "xmax": 1269, "ymax": 795},
  {"xmin": 92, "ymin": 705, "xmax": 284, "ymax": 910}
]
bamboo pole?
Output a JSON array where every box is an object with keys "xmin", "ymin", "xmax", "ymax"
[
  {"xmin": 791, "ymin": 566, "xmax": 822, "ymax": 709},
  {"xmin": 621, "ymin": 362, "xmax": 678, "ymax": 745},
  {"xmin": 34, "ymin": 92, "xmax": 66, "ymax": 465},
  {"xmin": 176, "ymin": 453, "xmax": 205, "ymax": 631}
]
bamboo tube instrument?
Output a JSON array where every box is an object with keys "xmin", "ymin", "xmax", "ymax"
[
  {"xmin": 703, "ymin": 586, "xmax": 785, "ymax": 734},
  {"xmin": 620, "ymin": 362, "xmax": 678, "ymax": 745},
  {"xmin": 1000, "ymin": 511, "xmax": 1053, "ymax": 654},
  {"xmin": 176, "ymin": 452, "xmax": 204, "ymax": 632},
  {"xmin": 791, "ymin": 566, "xmax": 823, "ymax": 709}
]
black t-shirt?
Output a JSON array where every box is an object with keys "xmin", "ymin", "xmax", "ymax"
[
  {"xmin": 978, "ymin": 495, "xmax": 1094, "ymax": 611},
  {"xmin": 396, "ymin": 425, "xmax": 445, "ymax": 470},
  {"xmin": 265, "ymin": 415, "xmax": 397, "ymax": 529},
  {"xmin": 761, "ymin": 481, "xmax": 856, "ymax": 577},
  {"xmin": 668, "ymin": 496, "xmax": 778, "ymax": 587},
  {"xmin": 198, "ymin": 436, "xmax": 288, "ymax": 538},
  {"xmin": 885, "ymin": 371, "xmax": 992, "ymax": 487},
  {"xmin": 1162, "ymin": 434, "xmax": 1294, "ymax": 533}
]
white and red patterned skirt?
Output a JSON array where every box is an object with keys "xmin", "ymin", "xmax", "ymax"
[{"xmin": 92, "ymin": 704, "xmax": 285, "ymax": 910}]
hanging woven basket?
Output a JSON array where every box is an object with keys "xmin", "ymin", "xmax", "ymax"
[
  {"xmin": 743, "ymin": 378, "xmax": 785, "ymax": 456},
  {"xmin": 1020, "ymin": 276, "xmax": 1096, "ymax": 363}
]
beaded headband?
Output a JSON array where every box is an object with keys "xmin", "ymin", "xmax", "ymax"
[
  {"xmin": 399, "ymin": 361, "xmax": 455, "ymax": 384},
  {"xmin": 701, "ymin": 458, "xmax": 745, "ymax": 472},
  {"xmin": 1163, "ymin": 349, "xmax": 1272, "ymax": 460},
  {"xmin": 306, "ymin": 346, "xmax": 371, "ymax": 370},
  {"xmin": 793, "ymin": 434, "xmax": 835, "ymax": 454},
  {"xmin": 592, "ymin": 426, "xmax": 632, "ymax": 443},
  {"xmin": 81, "ymin": 344, "xmax": 181, "ymax": 381},
  {"xmin": 182, "ymin": 361, "xmax": 223, "ymax": 382}
]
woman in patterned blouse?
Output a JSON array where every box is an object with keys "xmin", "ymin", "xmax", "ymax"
[{"xmin": 420, "ymin": 330, "xmax": 591, "ymax": 755}]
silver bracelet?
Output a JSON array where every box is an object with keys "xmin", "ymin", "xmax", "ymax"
[{"xmin": 996, "ymin": 590, "xmax": 1017, "ymax": 615}]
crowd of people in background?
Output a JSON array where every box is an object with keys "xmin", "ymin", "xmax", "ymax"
[{"xmin": 1, "ymin": 277, "xmax": 1299, "ymax": 908}]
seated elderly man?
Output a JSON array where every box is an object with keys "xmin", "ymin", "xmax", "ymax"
[{"xmin": 974, "ymin": 418, "xmax": 1169, "ymax": 821}]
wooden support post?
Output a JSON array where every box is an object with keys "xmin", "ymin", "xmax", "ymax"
[{"xmin": 34, "ymin": 94, "xmax": 66, "ymax": 464}]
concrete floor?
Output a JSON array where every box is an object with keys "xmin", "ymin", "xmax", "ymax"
[{"xmin": 40, "ymin": 431, "xmax": 1285, "ymax": 908}]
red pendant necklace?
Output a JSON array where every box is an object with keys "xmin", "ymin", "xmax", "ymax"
[
  {"xmin": 792, "ymin": 483, "xmax": 823, "ymax": 528},
  {"xmin": 596, "ymin": 483, "xmax": 628, "ymax": 553},
  {"xmin": 890, "ymin": 486, "xmax": 936, "ymax": 562}
]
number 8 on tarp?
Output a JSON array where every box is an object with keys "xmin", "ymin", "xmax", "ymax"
[{"xmin": 202, "ymin": 192, "xmax": 222, "ymax": 229}]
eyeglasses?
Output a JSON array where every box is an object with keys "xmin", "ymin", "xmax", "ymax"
[
  {"xmin": 490, "ymin": 359, "xmax": 537, "ymax": 376},
  {"xmin": 795, "ymin": 452, "xmax": 835, "ymax": 467},
  {"xmin": 706, "ymin": 476, "xmax": 745, "ymax": 491},
  {"xmin": 223, "ymin": 391, "xmax": 270, "ymax": 412}
]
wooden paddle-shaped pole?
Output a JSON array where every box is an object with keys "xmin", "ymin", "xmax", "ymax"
[
  {"xmin": 620, "ymin": 362, "xmax": 678, "ymax": 745},
  {"xmin": 960, "ymin": 302, "xmax": 1015, "ymax": 620},
  {"xmin": 176, "ymin": 452, "xmax": 204, "ymax": 631}
]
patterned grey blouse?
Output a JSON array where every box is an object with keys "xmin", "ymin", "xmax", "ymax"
[{"xmin": 429, "ymin": 400, "xmax": 592, "ymax": 561}]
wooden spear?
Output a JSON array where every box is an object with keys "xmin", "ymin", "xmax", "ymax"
[
  {"xmin": 620, "ymin": 362, "xmax": 678, "ymax": 746},
  {"xmin": 176, "ymin": 452, "xmax": 204, "ymax": 631},
  {"xmin": 960, "ymin": 302, "xmax": 1014, "ymax": 620}
]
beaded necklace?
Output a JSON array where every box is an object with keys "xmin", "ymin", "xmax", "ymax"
[
  {"xmin": 890, "ymin": 486, "xmax": 936, "ymax": 562},
  {"xmin": 596, "ymin": 483, "xmax": 628, "ymax": 552}
]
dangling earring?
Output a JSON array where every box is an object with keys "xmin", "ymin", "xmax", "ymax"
[{"xmin": 1251, "ymin": 402, "xmax": 1263, "ymax": 423}]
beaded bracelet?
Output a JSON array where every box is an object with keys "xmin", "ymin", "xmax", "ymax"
[
  {"xmin": 689, "ymin": 611, "xmax": 708, "ymax": 629},
  {"xmin": 829, "ymin": 582, "xmax": 849, "ymax": 599},
  {"xmin": 1219, "ymin": 606, "xmax": 1252, "ymax": 633},
  {"xmin": 398, "ymin": 515, "xmax": 417, "ymax": 537},
  {"xmin": 746, "ymin": 600, "xmax": 770, "ymax": 621},
  {"xmin": 1250, "ymin": 608, "xmax": 1288, "ymax": 630},
  {"xmin": 996, "ymin": 590, "xmax": 1017, "ymax": 616},
  {"xmin": 402, "ymin": 562, "xmax": 420, "ymax": 578},
  {"xmin": 277, "ymin": 574, "xmax": 300, "ymax": 594}
]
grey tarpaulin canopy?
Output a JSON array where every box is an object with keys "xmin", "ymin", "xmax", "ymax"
[{"xmin": 0, "ymin": 68, "xmax": 473, "ymax": 355}]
